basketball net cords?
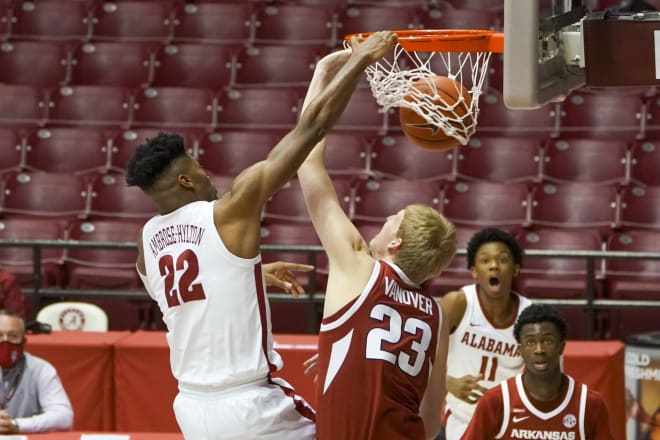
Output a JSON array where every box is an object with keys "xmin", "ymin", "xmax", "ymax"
[{"xmin": 352, "ymin": 42, "xmax": 493, "ymax": 145}]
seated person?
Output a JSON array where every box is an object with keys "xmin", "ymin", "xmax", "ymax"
[{"xmin": 0, "ymin": 309, "xmax": 73, "ymax": 433}]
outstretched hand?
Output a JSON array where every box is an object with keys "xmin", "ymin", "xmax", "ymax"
[
  {"xmin": 349, "ymin": 30, "xmax": 398, "ymax": 64},
  {"xmin": 447, "ymin": 374, "xmax": 488, "ymax": 404},
  {"xmin": 262, "ymin": 261, "xmax": 314, "ymax": 297}
]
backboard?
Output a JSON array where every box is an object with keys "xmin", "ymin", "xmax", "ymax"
[{"xmin": 504, "ymin": 0, "xmax": 591, "ymax": 109}]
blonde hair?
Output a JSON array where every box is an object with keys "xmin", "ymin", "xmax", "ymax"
[{"xmin": 395, "ymin": 204, "xmax": 457, "ymax": 285}]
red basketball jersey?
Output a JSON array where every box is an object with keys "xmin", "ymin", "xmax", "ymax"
[
  {"xmin": 316, "ymin": 260, "xmax": 441, "ymax": 440},
  {"xmin": 461, "ymin": 373, "xmax": 614, "ymax": 440}
]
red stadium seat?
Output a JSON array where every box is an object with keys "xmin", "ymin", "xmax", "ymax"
[
  {"xmin": 334, "ymin": 88, "xmax": 387, "ymax": 133},
  {"xmin": 419, "ymin": 5, "xmax": 497, "ymax": 30},
  {"xmin": 529, "ymin": 183, "xmax": 620, "ymax": 235},
  {"xmin": 132, "ymin": 87, "xmax": 217, "ymax": 130},
  {"xmin": 619, "ymin": 185, "xmax": 660, "ymax": 230},
  {"xmin": 370, "ymin": 133, "xmax": 457, "ymax": 182},
  {"xmin": 324, "ymin": 132, "xmax": 372, "ymax": 179},
  {"xmin": 172, "ymin": 1, "xmax": 257, "ymax": 45},
  {"xmin": 109, "ymin": 128, "xmax": 200, "ymax": 173},
  {"xmin": 70, "ymin": 42, "xmax": 156, "ymax": 88},
  {"xmin": 337, "ymin": 5, "xmax": 419, "ymax": 36},
  {"xmin": 0, "ymin": 217, "xmax": 65, "ymax": 288},
  {"xmin": 88, "ymin": 173, "xmax": 158, "ymax": 220},
  {"xmin": 47, "ymin": 85, "xmax": 133, "ymax": 128},
  {"xmin": 455, "ymin": 136, "xmax": 543, "ymax": 184},
  {"xmin": 0, "ymin": 85, "xmax": 48, "ymax": 127},
  {"xmin": 629, "ymin": 138, "xmax": 660, "ymax": 186},
  {"xmin": 64, "ymin": 219, "xmax": 142, "ymax": 289},
  {"xmin": 477, "ymin": 89, "xmax": 560, "ymax": 137},
  {"xmin": 0, "ymin": 41, "xmax": 70, "ymax": 87},
  {"xmin": 0, "ymin": 128, "xmax": 25, "ymax": 173},
  {"xmin": 1, "ymin": 171, "xmax": 91, "ymax": 221},
  {"xmin": 352, "ymin": 178, "xmax": 442, "ymax": 225},
  {"xmin": 254, "ymin": 3, "xmax": 337, "ymax": 47},
  {"xmin": 0, "ymin": 1, "xmax": 9, "ymax": 39},
  {"xmin": 23, "ymin": 127, "xmax": 111, "ymax": 175},
  {"xmin": 197, "ymin": 130, "xmax": 285, "ymax": 177},
  {"xmin": 263, "ymin": 178, "xmax": 353, "ymax": 225},
  {"xmin": 217, "ymin": 88, "xmax": 300, "ymax": 130},
  {"xmin": 10, "ymin": 0, "xmax": 93, "ymax": 41},
  {"xmin": 92, "ymin": 0, "xmax": 175, "ymax": 43},
  {"xmin": 558, "ymin": 91, "xmax": 644, "ymax": 140},
  {"xmin": 542, "ymin": 138, "xmax": 631, "ymax": 186},
  {"xmin": 605, "ymin": 229, "xmax": 660, "ymax": 338},
  {"xmin": 151, "ymin": 43, "xmax": 235, "ymax": 90},
  {"xmin": 441, "ymin": 180, "xmax": 531, "ymax": 231},
  {"xmin": 233, "ymin": 45, "xmax": 323, "ymax": 89}
]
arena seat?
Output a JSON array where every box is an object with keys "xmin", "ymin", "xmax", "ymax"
[
  {"xmin": 605, "ymin": 229, "xmax": 660, "ymax": 338},
  {"xmin": 370, "ymin": 133, "xmax": 457, "ymax": 182},
  {"xmin": 217, "ymin": 87, "xmax": 300, "ymax": 130},
  {"xmin": 0, "ymin": 1, "xmax": 10, "ymax": 39},
  {"xmin": 198, "ymin": 130, "xmax": 284, "ymax": 177},
  {"xmin": 419, "ymin": 4, "xmax": 497, "ymax": 30},
  {"xmin": 172, "ymin": 1, "xmax": 257, "ymax": 45},
  {"xmin": 0, "ymin": 127, "xmax": 25, "ymax": 173},
  {"xmin": 455, "ymin": 136, "xmax": 543, "ymax": 184},
  {"xmin": 0, "ymin": 41, "xmax": 70, "ymax": 87},
  {"xmin": 337, "ymin": 4, "xmax": 419, "ymax": 36},
  {"xmin": 333, "ymin": 88, "xmax": 387, "ymax": 133},
  {"xmin": 10, "ymin": 0, "xmax": 93, "ymax": 41},
  {"xmin": 233, "ymin": 45, "xmax": 324, "ymax": 89},
  {"xmin": 0, "ymin": 84, "xmax": 48, "ymax": 127},
  {"xmin": 37, "ymin": 301, "xmax": 109, "ymax": 332},
  {"xmin": 352, "ymin": 178, "xmax": 442, "ymax": 225},
  {"xmin": 323, "ymin": 132, "xmax": 372, "ymax": 179},
  {"xmin": 629, "ymin": 138, "xmax": 660, "ymax": 186},
  {"xmin": 0, "ymin": 217, "xmax": 65, "ymax": 288},
  {"xmin": 253, "ymin": 3, "xmax": 337, "ymax": 47},
  {"xmin": 151, "ymin": 43, "xmax": 235, "ymax": 90},
  {"xmin": 558, "ymin": 91, "xmax": 644, "ymax": 140},
  {"xmin": 23, "ymin": 127, "xmax": 111, "ymax": 175},
  {"xmin": 1, "ymin": 171, "xmax": 91, "ymax": 221},
  {"xmin": 542, "ymin": 138, "xmax": 631, "ymax": 186},
  {"xmin": 88, "ymin": 173, "xmax": 158, "ymax": 220},
  {"xmin": 263, "ymin": 178, "xmax": 353, "ymax": 225},
  {"xmin": 69, "ymin": 41, "xmax": 156, "ymax": 88},
  {"xmin": 529, "ymin": 182, "xmax": 620, "ymax": 235},
  {"xmin": 47, "ymin": 85, "xmax": 133, "ymax": 128},
  {"xmin": 441, "ymin": 180, "xmax": 531, "ymax": 231},
  {"xmin": 132, "ymin": 86, "xmax": 217, "ymax": 130},
  {"xmin": 477, "ymin": 89, "xmax": 560, "ymax": 137},
  {"xmin": 619, "ymin": 185, "xmax": 660, "ymax": 230},
  {"xmin": 92, "ymin": 0, "xmax": 175, "ymax": 43}
]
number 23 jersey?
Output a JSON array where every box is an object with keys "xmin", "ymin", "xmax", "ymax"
[{"xmin": 316, "ymin": 260, "xmax": 441, "ymax": 440}]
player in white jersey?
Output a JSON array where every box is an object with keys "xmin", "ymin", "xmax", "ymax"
[
  {"xmin": 438, "ymin": 228, "xmax": 532, "ymax": 440},
  {"xmin": 125, "ymin": 31, "xmax": 397, "ymax": 440}
]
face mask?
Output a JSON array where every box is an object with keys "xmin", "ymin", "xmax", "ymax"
[{"xmin": 0, "ymin": 341, "xmax": 24, "ymax": 369}]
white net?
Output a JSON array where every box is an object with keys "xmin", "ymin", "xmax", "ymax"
[{"xmin": 345, "ymin": 40, "xmax": 494, "ymax": 145}]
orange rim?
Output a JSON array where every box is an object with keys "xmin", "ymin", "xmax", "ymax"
[{"xmin": 344, "ymin": 29, "xmax": 504, "ymax": 53}]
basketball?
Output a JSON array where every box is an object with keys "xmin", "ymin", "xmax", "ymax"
[{"xmin": 399, "ymin": 76, "xmax": 473, "ymax": 151}]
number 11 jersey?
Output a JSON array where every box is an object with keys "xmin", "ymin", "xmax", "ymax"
[{"xmin": 316, "ymin": 260, "xmax": 441, "ymax": 440}]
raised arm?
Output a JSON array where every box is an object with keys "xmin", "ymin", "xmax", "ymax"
[{"xmin": 216, "ymin": 32, "xmax": 397, "ymax": 258}]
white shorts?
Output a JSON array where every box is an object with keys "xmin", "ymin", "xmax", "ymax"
[
  {"xmin": 173, "ymin": 377, "xmax": 316, "ymax": 440},
  {"xmin": 444, "ymin": 412, "xmax": 469, "ymax": 440}
]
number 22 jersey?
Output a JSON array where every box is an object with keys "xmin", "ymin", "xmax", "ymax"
[{"xmin": 316, "ymin": 260, "xmax": 441, "ymax": 440}]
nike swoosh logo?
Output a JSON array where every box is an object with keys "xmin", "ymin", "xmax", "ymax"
[
  {"xmin": 513, "ymin": 416, "xmax": 530, "ymax": 423},
  {"xmin": 469, "ymin": 322, "xmax": 481, "ymax": 327}
]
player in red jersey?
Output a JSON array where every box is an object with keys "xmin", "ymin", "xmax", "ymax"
[
  {"xmin": 297, "ymin": 48, "xmax": 458, "ymax": 440},
  {"xmin": 461, "ymin": 304, "xmax": 614, "ymax": 440}
]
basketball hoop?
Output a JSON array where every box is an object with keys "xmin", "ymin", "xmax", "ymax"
[{"xmin": 344, "ymin": 29, "xmax": 504, "ymax": 145}]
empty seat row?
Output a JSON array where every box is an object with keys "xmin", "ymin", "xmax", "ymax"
[
  {"xmin": 6, "ymin": 125, "xmax": 660, "ymax": 187},
  {"xmin": 4, "ymin": 169, "xmax": 660, "ymax": 236},
  {"xmin": 0, "ymin": 1, "xmax": 500, "ymax": 46}
]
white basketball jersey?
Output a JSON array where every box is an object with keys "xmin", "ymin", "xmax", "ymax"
[
  {"xmin": 138, "ymin": 200, "xmax": 282, "ymax": 389},
  {"xmin": 445, "ymin": 284, "xmax": 532, "ymax": 426}
]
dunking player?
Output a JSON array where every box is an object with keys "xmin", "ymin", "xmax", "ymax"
[
  {"xmin": 461, "ymin": 304, "xmax": 614, "ymax": 440},
  {"xmin": 440, "ymin": 228, "xmax": 532, "ymax": 440},
  {"xmin": 298, "ymin": 48, "xmax": 458, "ymax": 439},
  {"xmin": 126, "ymin": 31, "xmax": 397, "ymax": 440}
]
